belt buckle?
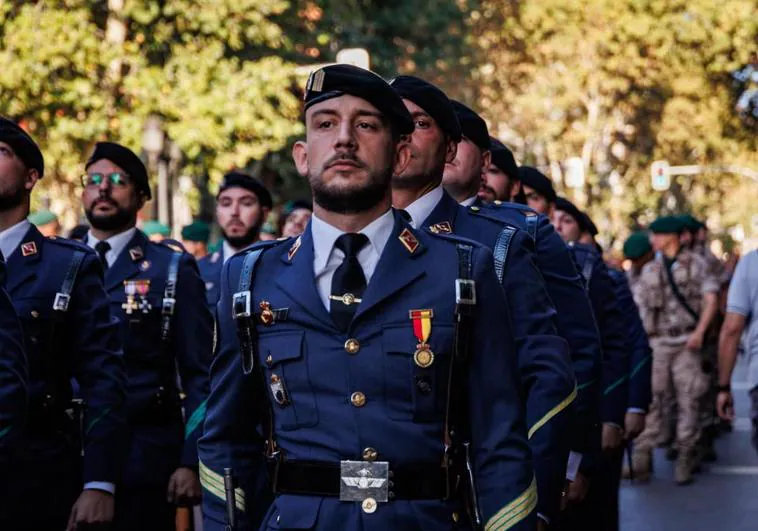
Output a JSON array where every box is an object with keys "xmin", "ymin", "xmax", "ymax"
[
  {"xmin": 232, "ymin": 291, "xmax": 252, "ymax": 319},
  {"xmin": 339, "ymin": 460, "xmax": 389, "ymax": 503}
]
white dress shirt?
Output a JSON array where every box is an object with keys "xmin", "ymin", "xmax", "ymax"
[
  {"xmin": 311, "ymin": 209, "xmax": 395, "ymax": 310},
  {"xmin": 86, "ymin": 227, "xmax": 138, "ymax": 267},
  {"xmin": 0, "ymin": 219, "xmax": 31, "ymax": 260},
  {"xmin": 402, "ymin": 185, "xmax": 444, "ymax": 229},
  {"xmin": 459, "ymin": 195, "xmax": 478, "ymax": 207}
]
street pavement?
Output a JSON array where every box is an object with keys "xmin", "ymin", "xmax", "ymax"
[{"xmin": 620, "ymin": 357, "xmax": 758, "ymax": 531}]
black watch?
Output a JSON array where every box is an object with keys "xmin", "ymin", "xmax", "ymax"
[{"xmin": 717, "ymin": 384, "xmax": 731, "ymax": 393}]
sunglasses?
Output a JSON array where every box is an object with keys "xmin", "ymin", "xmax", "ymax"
[{"xmin": 81, "ymin": 172, "xmax": 131, "ymax": 188}]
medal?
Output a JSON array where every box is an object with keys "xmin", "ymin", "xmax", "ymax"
[
  {"xmin": 409, "ymin": 309, "xmax": 434, "ymax": 368},
  {"xmin": 259, "ymin": 300, "xmax": 274, "ymax": 325},
  {"xmin": 135, "ymin": 280, "xmax": 152, "ymax": 313},
  {"xmin": 122, "ymin": 281, "xmax": 139, "ymax": 315}
]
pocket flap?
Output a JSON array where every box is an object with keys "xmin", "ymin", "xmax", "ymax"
[{"xmin": 260, "ymin": 330, "xmax": 305, "ymax": 365}]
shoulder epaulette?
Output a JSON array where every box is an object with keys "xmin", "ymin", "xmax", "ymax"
[
  {"xmin": 466, "ymin": 205, "xmax": 519, "ymax": 229},
  {"xmin": 423, "ymin": 227, "xmax": 483, "ymax": 248},
  {"xmin": 157, "ymin": 238, "xmax": 187, "ymax": 253},
  {"xmin": 45, "ymin": 236, "xmax": 95, "ymax": 254},
  {"xmin": 488, "ymin": 201, "xmax": 536, "ymax": 216}
]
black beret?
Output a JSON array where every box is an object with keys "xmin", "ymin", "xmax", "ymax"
[
  {"xmin": 217, "ymin": 171, "xmax": 273, "ymax": 209},
  {"xmin": 388, "ymin": 76, "xmax": 462, "ymax": 142},
  {"xmin": 450, "ymin": 101, "xmax": 490, "ymax": 151},
  {"xmin": 581, "ymin": 212, "xmax": 599, "ymax": 236},
  {"xmin": 282, "ymin": 199, "xmax": 313, "ymax": 217},
  {"xmin": 554, "ymin": 197, "xmax": 589, "ymax": 231},
  {"xmin": 86, "ymin": 142, "xmax": 151, "ymax": 199},
  {"xmin": 518, "ymin": 166, "xmax": 557, "ymax": 203},
  {"xmin": 489, "ymin": 137, "xmax": 519, "ymax": 178},
  {"xmin": 0, "ymin": 117, "xmax": 44, "ymax": 177},
  {"xmin": 304, "ymin": 64, "xmax": 413, "ymax": 135},
  {"xmin": 678, "ymin": 214, "xmax": 704, "ymax": 232}
]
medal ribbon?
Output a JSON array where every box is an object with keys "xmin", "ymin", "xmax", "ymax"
[{"xmin": 410, "ymin": 309, "xmax": 433, "ymax": 345}]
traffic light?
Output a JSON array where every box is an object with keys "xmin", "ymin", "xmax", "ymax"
[{"xmin": 651, "ymin": 160, "xmax": 671, "ymax": 191}]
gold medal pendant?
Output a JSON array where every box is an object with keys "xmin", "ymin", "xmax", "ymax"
[
  {"xmin": 259, "ymin": 300, "xmax": 274, "ymax": 326},
  {"xmin": 409, "ymin": 309, "xmax": 435, "ymax": 368},
  {"xmin": 413, "ymin": 343, "xmax": 434, "ymax": 368}
]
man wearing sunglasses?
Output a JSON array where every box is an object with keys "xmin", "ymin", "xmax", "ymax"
[
  {"xmin": 0, "ymin": 118, "xmax": 128, "ymax": 530},
  {"xmin": 81, "ymin": 142, "xmax": 213, "ymax": 531}
]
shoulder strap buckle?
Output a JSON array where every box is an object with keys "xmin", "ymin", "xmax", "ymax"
[
  {"xmin": 232, "ymin": 291, "xmax": 252, "ymax": 320},
  {"xmin": 53, "ymin": 293, "xmax": 71, "ymax": 312},
  {"xmin": 455, "ymin": 279, "xmax": 477, "ymax": 306}
]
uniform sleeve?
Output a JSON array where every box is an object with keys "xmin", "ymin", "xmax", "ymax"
[
  {"xmin": 535, "ymin": 221, "xmax": 602, "ymax": 456},
  {"xmin": 612, "ymin": 272, "xmax": 652, "ymax": 412},
  {"xmin": 469, "ymin": 246, "xmax": 537, "ymax": 531},
  {"xmin": 588, "ymin": 261, "xmax": 629, "ymax": 426},
  {"xmin": 70, "ymin": 253, "xmax": 128, "ymax": 484},
  {"xmin": 501, "ymin": 228, "xmax": 574, "ymax": 522},
  {"xmin": 699, "ymin": 254, "xmax": 720, "ymax": 295},
  {"xmin": 0, "ymin": 282, "xmax": 28, "ymax": 453},
  {"xmin": 726, "ymin": 252, "xmax": 753, "ymax": 316},
  {"xmin": 199, "ymin": 257, "xmax": 271, "ymax": 531},
  {"xmin": 173, "ymin": 253, "xmax": 213, "ymax": 468}
]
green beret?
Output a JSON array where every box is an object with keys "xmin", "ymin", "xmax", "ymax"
[
  {"xmin": 649, "ymin": 215, "xmax": 684, "ymax": 234},
  {"xmin": 142, "ymin": 220, "xmax": 171, "ymax": 237},
  {"xmin": 181, "ymin": 221, "xmax": 210, "ymax": 243},
  {"xmin": 678, "ymin": 214, "xmax": 704, "ymax": 232},
  {"xmin": 28, "ymin": 210, "xmax": 58, "ymax": 226},
  {"xmin": 623, "ymin": 232, "xmax": 652, "ymax": 259}
]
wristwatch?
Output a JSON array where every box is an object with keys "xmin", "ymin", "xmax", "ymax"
[{"xmin": 717, "ymin": 383, "xmax": 731, "ymax": 393}]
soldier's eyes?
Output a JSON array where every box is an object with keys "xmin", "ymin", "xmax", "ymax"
[
  {"xmin": 415, "ymin": 120, "xmax": 430, "ymax": 129},
  {"xmin": 317, "ymin": 120, "xmax": 334, "ymax": 129},
  {"xmin": 357, "ymin": 121, "xmax": 378, "ymax": 130}
]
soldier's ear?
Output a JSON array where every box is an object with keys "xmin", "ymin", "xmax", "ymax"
[
  {"xmin": 444, "ymin": 138, "xmax": 457, "ymax": 164},
  {"xmin": 393, "ymin": 138, "xmax": 412, "ymax": 177},
  {"xmin": 481, "ymin": 149, "xmax": 492, "ymax": 171},
  {"xmin": 292, "ymin": 141, "xmax": 308, "ymax": 178},
  {"xmin": 23, "ymin": 168, "xmax": 40, "ymax": 192}
]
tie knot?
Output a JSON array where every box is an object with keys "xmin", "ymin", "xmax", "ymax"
[
  {"xmin": 95, "ymin": 240, "xmax": 111, "ymax": 255},
  {"xmin": 335, "ymin": 233, "xmax": 368, "ymax": 259}
]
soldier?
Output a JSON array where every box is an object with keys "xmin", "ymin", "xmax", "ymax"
[
  {"xmin": 389, "ymin": 76, "xmax": 574, "ymax": 527},
  {"xmin": 181, "ymin": 220, "xmax": 211, "ymax": 260},
  {"xmin": 198, "ymin": 172, "xmax": 272, "ymax": 311},
  {"xmin": 28, "ymin": 209, "xmax": 60, "ymax": 237},
  {"xmin": 200, "ymin": 64, "xmax": 536, "ymax": 531},
  {"xmin": 483, "ymin": 162, "xmax": 603, "ymax": 511},
  {"xmin": 623, "ymin": 231, "xmax": 654, "ymax": 291},
  {"xmin": 550, "ymin": 198, "xmax": 630, "ymax": 531},
  {"xmin": 0, "ymin": 118, "xmax": 128, "ymax": 530},
  {"xmin": 81, "ymin": 141, "xmax": 213, "ymax": 530},
  {"xmin": 630, "ymin": 216, "xmax": 719, "ymax": 485},
  {"xmin": 143, "ymin": 220, "xmax": 171, "ymax": 242},
  {"xmin": 279, "ymin": 199, "xmax": 313, "ymax": 238},
  {"xmin": 0, "ymin": 253, "xmax": 28, "ymax": 458}
]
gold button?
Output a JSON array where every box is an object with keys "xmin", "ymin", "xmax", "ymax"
[
  {"xmin": 362, "ymin": 447, "xmax": 378, "ymax": 461},
  {"xmin": 494, "ymin": 200, "xmax": 502, "ymax": 205},
  {"xmin": 350, "ymin": 392, "xmax": 366, "ymax": 408},
  {"xmin": 344, "ymin": 338, "xmax": 360, "ymax": 355},
  {"xmin": 30, "ymin": 336, "xmax": 38, "ymax": 344},
  {"xmin": 265, "ymin": 355, "xmax": 273, "ymax": 367},
  {"xmin": 470, "ymin": 206, "xmax": 480, "ymax": 212},
  {"xmin": 361, "ymin": 497, "xmax": 377, "ymax": 514},
  {"xmin": 30, "ymin": 310, "xmax": 39, "ymax": 318},
  {"xmin": 452, "ymin": 512, "xmax": 459, "ymax": 523}
]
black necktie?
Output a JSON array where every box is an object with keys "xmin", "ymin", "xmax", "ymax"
[
  {"xmin": 95, "ymin": 240, "xmax": 111, "ymax": 272},
  {"xmin": 330, "ymin": 233, "xmax": 369, "ymax": 332}
]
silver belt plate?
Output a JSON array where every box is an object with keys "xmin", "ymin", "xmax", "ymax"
[{"xmin": 339, "ymin": 460, "xmax": 389, "ymax": 503}]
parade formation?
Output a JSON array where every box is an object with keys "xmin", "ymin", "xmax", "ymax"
[{"xmin": 0, "ymin": 62, "xmax": 747, "ymax": 531}]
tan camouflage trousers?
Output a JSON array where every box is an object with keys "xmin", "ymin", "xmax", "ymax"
[{"xmin": 635, "ymin": 337, "xmax": 708, "ymax": 453}]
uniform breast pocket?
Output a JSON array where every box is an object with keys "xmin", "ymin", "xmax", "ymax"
[
  {"xmin": 382, "ymin": 324, "xmax": 454, "ymax": 423},
  {"xmin": 13, "ymin": 296, "xmax": 53, "ymax": 358},
  {"xmin": 113, "ymin": 290, "xmax": 164, "ymax": 353},
  {"xmin": 259, "ymin": 330, "xmax": 318, "ymax": 430}
]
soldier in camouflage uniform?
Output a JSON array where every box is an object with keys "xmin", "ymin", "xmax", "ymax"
[
  {"xmin": 630, "ymin": 216, "xmax": 720, "ymax": 485},
  {"xmin": 623, "ymin": 231, "xmax": 654, "ymax": 292}
]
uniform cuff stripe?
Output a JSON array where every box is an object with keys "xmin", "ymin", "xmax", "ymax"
[
  {"xmin": 629, "ymin": 355, "xmax": 651, "ymax": 379},
  {"xmin": 86, "ymin": 406, "xmax": 113, "ymax": 436},
  {"xmin": 185, "ymin": 399, "xmax": 208, "ymax": 439},
  {"xmin": 199, "ymin": 460, "xmax": 246, "ymax": 512},
  {"xmin": 604, "ymin": 375, "xmax": 629, "ymax": 396},
  {"xmin": 528, "ymin": 385, "xmax": 577, "ymax": 439},
  {"xmin": 576, "ymin": 379, "xmax": 596, "ymax": 392},
  {"xmin": 485, "ymin": 476, "xmax": 537, "ymax": 530}
]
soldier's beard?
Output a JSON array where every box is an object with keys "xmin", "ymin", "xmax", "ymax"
[
  {"xmin": 310, "ymin": 169, "xmax": 390, "ymax": 214},
  {"xmin": 0, "ymin": 182, "xmax": 25, "ymax": 211},
  {"xmin": 85, "ymin": 204, "xmax": 135, "ymax": 232},
  {"xmin": 222, "ymin": 225, "xmax": 261, "ymax": 250}
]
